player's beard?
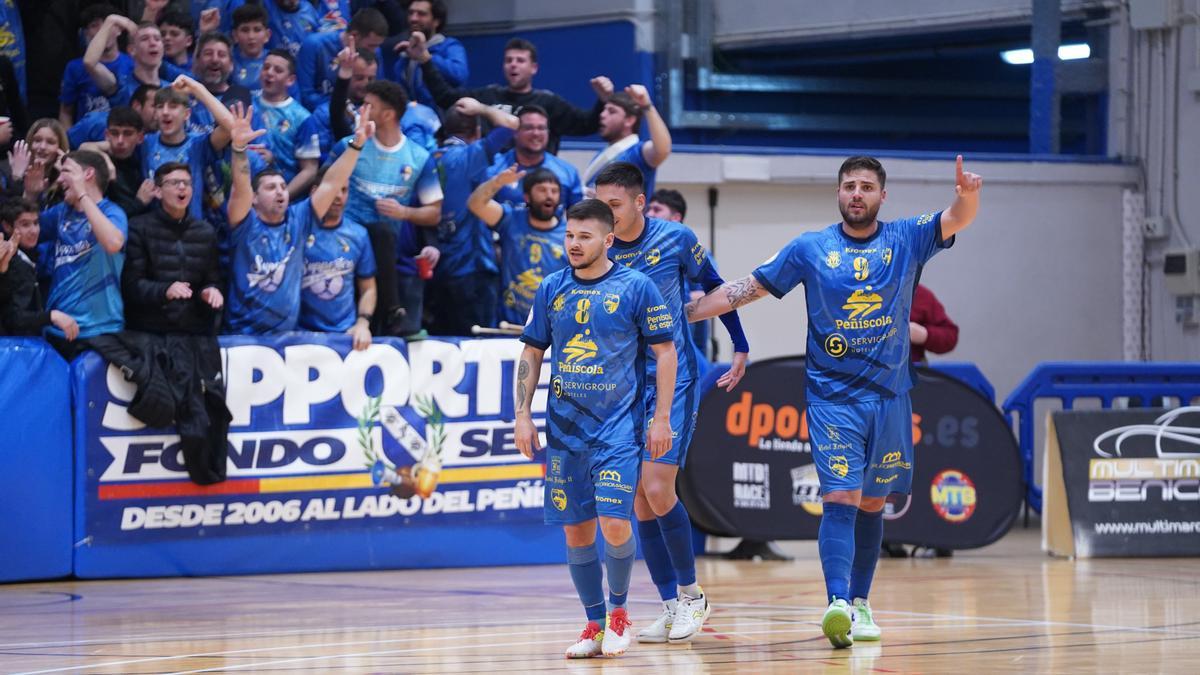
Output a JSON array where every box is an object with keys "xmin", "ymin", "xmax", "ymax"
[
  {"xmin": 840, "ymin": 199, "xmax": 881, "ymax": 230},
  {"xmin": 568, "ymin": 247, "xmax": 603, "ymax": 271}
]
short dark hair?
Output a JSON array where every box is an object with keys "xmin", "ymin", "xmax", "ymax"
[
  {"xmin": 649, "ymin": 189, "xmax": 687, "ymax": 220},
  {"xmin": 504, "ymin": 37, "xmax": 538, "ymax": 63},
  {"xmin": 131, "ymin": 83, "xmax": 161, "ymax": 107},
  {"xmin": 266, "ymin": 48, "xmax": 297, "ymax": 76},
  {"xmin": 364, "ymin": 80, "xmax": 408, "ymax": 116},
  {"xmin": 232, "ymin": 4, "xmax": 269, "ymax": 29},
  {"xmin": 154, "ymin": 87, "xmax": 190, "ymax": 108},
  {"xmin": 593, "ymin": 161, "xmax": 645, "ymax": 195},
  {"xmin": 355, "ymin": 47, "xmax": 377, "ymax": 65},
  {"xmin": 81, "ymin": 4, "xmax": 121, "ymax": 28},
  {"xmin": 438, "ymin": 107, "xmax": 477, "ymax": 141},
  {"xmin": 838, "ymin": 155, "xmax": 886, "ymax": 188},
  {"xmin": 348, "ymin": 7, "xmax": 389, "ymax": 37},
  {"xmin": 407, "ymin": 0, "xmax": 448, "ymax": 32},
  {"xmin": 252, "ymin": 168, "xmax": 286, "ymax": 192},
  {"xmin": 566, "ymin": 199, "xmax": 614, "ymax": 231},
  {"xmin": 0, "ymin": 197, "xmax": 38, "ymax": 225},
  {"xmin": 106, "ymin": 105, "xmax": 144, "ymax": 132},
  {"xmin": 153, "ymin": 162, "xmax": 191, "ymax": 185},
  {"xmin": 66, "ymin": 150, "xmax": 111, "ymax": 193},
  {"xmin": 196, "ymin": 31, "xmax": 233, "ymax": 54},
  {"xmin": 516, "ymin": 104, "xmax": 548, "ymax": 122},
  {"xmin": 606, "ymin": 92, "xmax": 642, "ymax": 126},
  {"xmin": 522, "ymin": 168, "xmax": 560, "ymax": 196},
  {"xmin": 158, "ymin": 9, "xmax": 194, "ymax": 36}
]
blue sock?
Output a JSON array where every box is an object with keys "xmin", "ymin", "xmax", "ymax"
[
  {"xmin": 657, "ymin": 500, "xmax": 698, "ymax": 589},
  {"xmin": 637, "ymin": 518, "xmax": 678, "ymax": 601},
  {"xmin": 605, "ymin": 535, "xmax": 636, "ymax": 611},
  {"xmin": 818, "ymin": 503, "xmax": 858, "ymax": 603},
  {"xmin": 566, "ymin": 544, "xmax": 607, "ymax": 623},
  {"xmin": 849, "ymin": 508, "xmax": 884, "ymax": 601}
]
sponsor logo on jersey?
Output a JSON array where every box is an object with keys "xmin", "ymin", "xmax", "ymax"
[
  {"xmin": 558, "ymin": 332, "xmax": 602, "ymax": 374},
  {"xmin": 824, "ymin": 333, "xmax": 848, "ymax": 358},
  {"xmin": 826, "ymin": 250, "xmax": 841, "ymax": 268},
  {"xmin": 552, "ymin": 294, "xmax": 566, "ymax": 312},
  {"xmin": 842, "ymin": 287, "xmax": 883, "ymax": 319}
]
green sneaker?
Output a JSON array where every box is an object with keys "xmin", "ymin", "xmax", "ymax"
[
  {"xmin": 821, "ymin": 598, "xmax": 853, "ymax": 648},
  {"xmin": 851, "ymin": 598, "xmax": 881, "ymax": 641}
]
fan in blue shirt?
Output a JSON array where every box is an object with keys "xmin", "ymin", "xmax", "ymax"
[
  {"xmin": 223, "ymin": 98, "xmax": 374, "ymax": 335},
  {"xmin": 296, "ymin": 10, "xmax": 388, "ymax": 112},
  {"xmin": 60, "ymin": 8, "xmax": 135, "ymax": 126},
  {"xmin": 687, "ymin": 154, "xmax": 984, "ymax": 648},
  {"xmin": 253, "ymin": 50, "xmax": 320, "ymax": 190},
  {"xmin": 264, "ymin": 0, "xmax": 323, "ymax": 57},
  {"xmin": 486, "ymin": 106, "xmax": 583, "ymax": 212},
  {"xmin": 231, "ymin": 3, "xmax": 272, "ymax": 93},
  {"xmin": 514, "ymin": 198, "xmax": 678, "ymax": 657},
  {"xmin": 469, "ymin": 165, "xmax": 567, "ymax": 327},
  {"xmin": 41, "ymin": 152, "xmax": 129, "ymax": 342}
]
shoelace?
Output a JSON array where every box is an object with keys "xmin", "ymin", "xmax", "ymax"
[
  {"xmin": 609, "ymin": 610, "xmax": 632, "ymax": 636},
  {"xmin": 579, "ymin": 622, "xmax": 603, "ymax": 641}
]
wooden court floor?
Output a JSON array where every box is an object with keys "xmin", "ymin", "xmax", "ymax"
[{"xmin": 1, "ymin": 529, "xmax": 1198, "ymax": 674}]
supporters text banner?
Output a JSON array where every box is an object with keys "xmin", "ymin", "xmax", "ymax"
[
  {"xmin": 74, "ymin": 336, "xmax": 557, "ymax": 576},
  {"xmin": 680, "ymin": 356, "xmax": 1023, "ymax": 549}
]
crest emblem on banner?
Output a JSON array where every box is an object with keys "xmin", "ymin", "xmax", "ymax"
[{"xmin": 359, "ymin": 395, "xmax": 447, "ymax": 499}]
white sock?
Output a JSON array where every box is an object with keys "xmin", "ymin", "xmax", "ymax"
[{"xmin": 678, "ymin": 583, "xmax": 701, "ymax": 598}]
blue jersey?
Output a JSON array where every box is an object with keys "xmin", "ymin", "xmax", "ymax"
[
  {"xmin": 330, "ymin": 134, "xmax": 443, "ymax": 274},
  {"xmin": 140, "ymin": 132, "xmax": 216, "ymax": 220},
  {"xmin": 60, "ymin": 54, "xmax": 133, "ymax": 121},
  {"xmin": 253, "ymin": 95, "xmax": 318, "ymax": 180},
  {"xmin": 585, "ymin": 139, "xmax": 656, "ymax": 200},
  {"xmin": 225, "ymin": 200, "xmax": 317, "ymax": 334},
  {"xmin": 495, "ymin": 204, "xmax": 567, "ymax": 326},
  {"xmin": 752, "ymin": 212, "xmax": 952, "ymax": 403},
  {"xmin": 266, "ymin": 2, "xmax": 322, "ymax": 56},
  {"xmin": 188, "ymin": 85, "xmax": 253, "ymax": 135},
  {"xmin": 299, "ymin": 218, "xmax": 376, "ymax": 332},
  {"xmin": 114, "ymin": 76, "xmax": 172, "ymax": 108},
  {"xmin": 488, "ymin": 150, "xmax": 584, "ymax": 212},
  {"xmin": 68, "ymin": 110, "xmax": 109, "ymax": 148},
  {"xmin": 429, "ymin": 129, "xmax": 511, "ymax": 279},
  {"xmin": 314, "ymin": 0, "xmax": 350, "ymax": 31},
  {"xmin": 232, "ymin": 49, "xmax": 265, "ymax": 93},
  {"xmin": 296, "ymin": 31, "xmax": 341, "ymax": 111},
  {"xmin": 609, "ymin": 217, "xmax": 708, "ymax": 383},
  {"xmin": 42, "ymin": 200, "xmax": 128, "ymax": 339},
  {"xmin": 521, "ymin": 264, "xmax": 674, "ymax": 452},
  {"xmin": 0, "ymin": 0, "xmax": 25, "ymax": 98}
]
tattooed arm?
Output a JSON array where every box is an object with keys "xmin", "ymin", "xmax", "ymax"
[
  {"xmin": 513, "ymin": 345, "xmax": 546, "ymax": 459},
  {"xmin": 685, "ymin": 275, "xmax": 771, "ymax": 323},
  {"xmin": 225, "ymin": 103, "xmax": 267, "ymax": 228}
]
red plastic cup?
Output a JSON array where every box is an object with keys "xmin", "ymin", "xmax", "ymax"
[{"xmin": 416, "ymin": 257, "xmax": 433, "ymax": 280}]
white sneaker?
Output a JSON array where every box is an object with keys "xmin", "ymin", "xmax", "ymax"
[
  {"xmin": 668, "ymin": 590, "xmax": 711, "ymax": 643},
  {"xmin": 637, "ymin": 600, "xmax": 675, "ymax": 643},
  {"xmin": 821, "ymin": 598, "xmax": 853, "ymax": 649},
  {"xmin": 565, "ymin": 621, "xmax": 604, "ymax": 659},
  {"xmin": 601, "ymin": 608, "xmax": 633, "ymax": 656},
  {"xmin": 850, "ymin": 598, "xmax": 881, "ymax": 641}
]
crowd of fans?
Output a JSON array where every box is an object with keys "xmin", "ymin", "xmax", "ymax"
[{"xmin": 0, "ymin": 0, "xmax": 683, "ymax": 355}]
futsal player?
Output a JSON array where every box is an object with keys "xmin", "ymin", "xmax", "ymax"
[
  {"xmin": 514, "ymin": 199, "xmax": 678, "ymax": 658},
  {"xmin": 685, "ymin": 155, "xmax": 983, "ymax": 648},
  {"xmin": 592, "ymin": 162, "xmax": 749, "ymax": 643}
]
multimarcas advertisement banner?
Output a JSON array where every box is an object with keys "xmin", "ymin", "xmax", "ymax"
[
  {"xmin": 679, "ymin": 356, "xmax": 1022, "ymax": 550},
  {"xmin": 1044, "ymin": 407, "xmax": 1200, "ymax": 558},
  {"xmin": 73, "ymin": 335, "xmax": 559, "ymax": 577}
]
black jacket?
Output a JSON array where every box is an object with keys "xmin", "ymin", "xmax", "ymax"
[
  {"xmin": 89, "ymin": 331, "xmax": 231, "ymax": 486},
  {"xmin": 122, "ymin": 206, "xmax": 223, "ymax": 335},
  {"xmin": 419, "ymin": 60, "xmax": 602, "ymax": 154},
  {"xmin": 0, "ymin": 249, "xmax": 51, "ymax": 336}
]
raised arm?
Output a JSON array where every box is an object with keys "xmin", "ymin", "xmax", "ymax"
[
  {"xmin": 414, "ymin": 37, "xmax": 472, "ymax": 111},
  {"xmin": 226, "ymin": 103, "xmax": 268, "ymax": 227},
  {"xmin": 513, "ymin": 344, "xmax": 545, "ymax": 459},
  {"xmin": 625, "ymin": 84, "xmax": 671, "ymax": 168},
  {"xmin": 84, "ymin": 15, "xmax": 136, "ymax": 95},
  {"xmin": 311, "ymin": 103, "xmax": 374, "ymax": 220},
  {"xmin": 455, "ymin": 97, "xmax": 518, "ymax": 131},
  {"xmin": 467, "ymin": 165, "xmax": 522, "ymax": 227},
  {"xmin": 61, "ymin": 162, "xmax": 124, "ymax": 253},
  {"xmin": 686, "ymin": 275, "xmax": 771, "ymax": 323},
  {"xmin": 939, "ymin": 155, "xmax": 983, "ymax": 239},
  {"xmin": 173, "ymin": 76, "xmax": 234, "ymax": 150}
]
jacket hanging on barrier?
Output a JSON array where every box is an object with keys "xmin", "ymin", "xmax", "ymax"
[{"xmin": 88, "ymin": 331, "xmax": 232, "ymax": 486}]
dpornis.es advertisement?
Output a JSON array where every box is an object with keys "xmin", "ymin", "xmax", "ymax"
[{"xmin": 79, "ymin": 336, "xmax": 549, "ymax": 545}]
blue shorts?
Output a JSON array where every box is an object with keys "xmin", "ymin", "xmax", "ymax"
[
  {"xmin": 643, "ymin": 377, "xmax": 699, "ymax": 466},
  {"xmin": 806, "ymin": 395, "xmax": 914, "ymax": 498},
  {"xmin": 544, "ymin": 443, "xmax": 641, "ymax": 525}
]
